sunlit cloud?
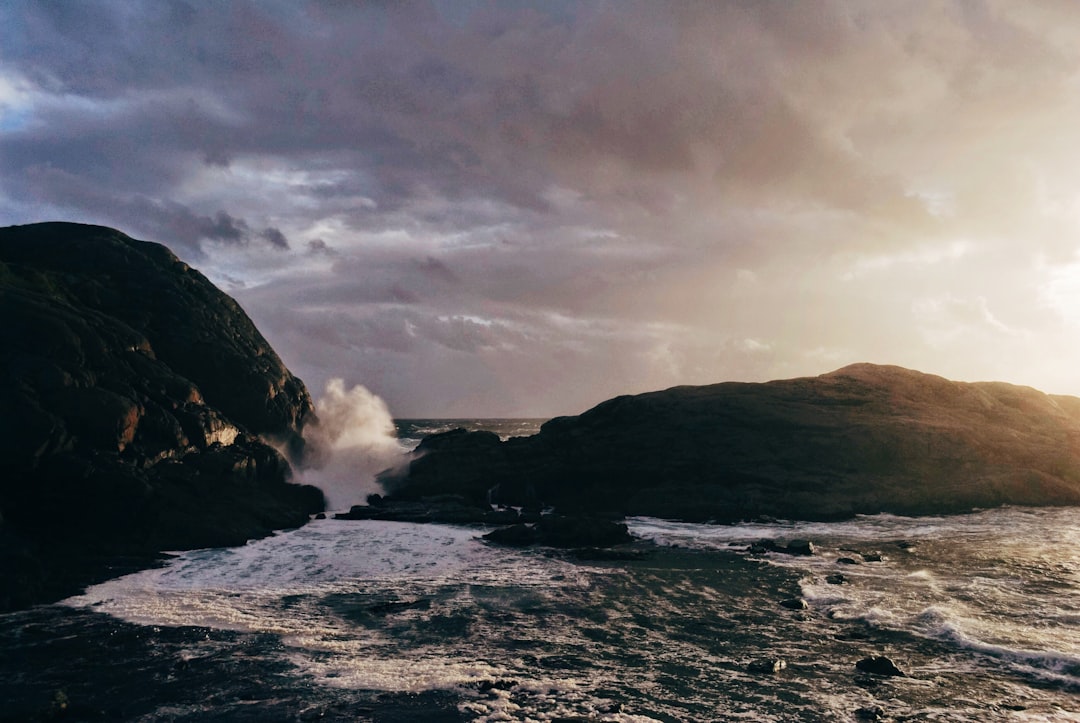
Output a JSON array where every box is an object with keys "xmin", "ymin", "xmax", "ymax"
[{"xmin": 5, "ymin": 1, "xmax": 1080, "ymax": 414}]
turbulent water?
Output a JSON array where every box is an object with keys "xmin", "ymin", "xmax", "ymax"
[{"xmin": 3, "ymin": 420, "xmax": 1080, "ymax": 721}]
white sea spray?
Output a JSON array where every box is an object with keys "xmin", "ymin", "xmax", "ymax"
[{"xmin": 301, "ymin": 378, "xmax": 408, "ymax": 510}]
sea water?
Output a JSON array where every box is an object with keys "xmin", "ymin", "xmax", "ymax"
[
  {"xmin": 3, "ymin": 420, "xmax": 1079, "ymax": 721},
  {"xmin": 45, "ymin": 507, "xmax": 1078, "ymax": 721}
]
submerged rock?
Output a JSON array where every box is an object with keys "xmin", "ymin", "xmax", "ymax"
[
  {"xmin": 0, "ymin": 222, "xmax": 324, "ymax": 610},
  {"xmin": 387, "ymin": 363, "xmax": 1080, "ymax": 522}
]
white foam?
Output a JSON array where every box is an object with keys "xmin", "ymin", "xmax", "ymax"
[
  {"xmin": 301, "ymin": 379, "xmax": 407, "ymax": 510},
  {"xmin": 630, "ymin": 508, "xmax": 1080, "ymax": 694},
  {"xmin": 58, "ymin": 506, "xmax": 1080, "ymax": 717}
]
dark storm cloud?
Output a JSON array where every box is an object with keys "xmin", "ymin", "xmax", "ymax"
[
  {"xmin": 3, "ymin": 1, "xmax": 896, "ymax": 223},
  {"xmin": 261, "ymin": 227, "xmax": 290, "ymax": 250},
  {"xmin": 14, "ymin": 163, "xmax": 284, "ymax": 255}
]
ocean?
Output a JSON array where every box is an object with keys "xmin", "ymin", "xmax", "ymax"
[{"xmin": 2, "ymin": 420, "xmax": 1079, "ymax": 721}]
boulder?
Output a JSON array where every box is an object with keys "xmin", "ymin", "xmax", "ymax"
[
  {"xmin": 855, "ymin": 705, "xmax": 887, "ymax": 721},
  {"xmin": 535, "ymin": 515, "xmax": 632, "ymax": 548},
  {"xmin": 783, "ymin": 540, "xmax": 816, "ymax": 556},
  {"xmin": 483, "ymin": 515, "xmax": 633, "ymax": 549},
  {"xmin": 482, "ymin": 524, "xmax": 538, "ymax": 547},
  {"xmin": 855, "ymin": 656, "xmax": 906, "ymax": 677},
  {"xmin": 334, "ymin": 495, "xmax": 494, "ymax": 524},
  {"xmin": 747, "ymin": 659, "xmax": 787, "ymax": 674}
]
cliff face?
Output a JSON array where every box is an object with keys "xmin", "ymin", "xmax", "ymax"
[
  {"xmin": 0, "ymin": 222, "xmax": 324, "ymax": 610},
  {"xmin": 389, "ymin": 363, "xmax": 1080, "ymax": 521}
]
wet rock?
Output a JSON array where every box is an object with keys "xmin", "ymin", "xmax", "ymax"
[
  {"xmin": 826, "ymin": 573, "xmax": 848, "ymax": 585},
  {"xmin": 783, "ymin": 539, "xmax": 816, "ymax": 556},
  {"xmin": 483, "ymin": 524, "xmax": 538, "ymax": 547},
  {"xmin": 855, "ymin": 704, "xmax": 887, "ymax": 720},
  {"xmin": 837, "ymin": 557, "xmax": 861, "ymax": 565},
  {"xmin": 856, "ymin": 655, "xmax": 906, "ymax": 677},
  {"xmin": 483, "ymin": 514, "xmax": 633, "ymax": 549},
  {"xmin": 861, "ymin": 552, "xmax": 883, "ymax": 562},
  {"xmin": 536, "ymin": 514, "xmax": 632, "ymax": 547},
  {"xmin": 335, "ymin": 505, "xmax": 380, "ymax": 520},
  {"xmin": 747, "ymin": 658, "xmax": 787, "ymax": 674},
  {"xmin": 475, "ymin": 679, "xmax": 518, "ymax": 692},
  {"xmin": 748, "ymin": 540, "xmax": 776, "ymax": 554},
  {"xmin": 780, "ymin": 598, "xmax": 809, "ymax": 610},
  {"xmin": 335, "ymin": 496, "xmax": 495, "ymax": 524}
]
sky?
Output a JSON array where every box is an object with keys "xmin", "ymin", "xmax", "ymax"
[{"xmin": 4, "ymin": 1, "xmax": 1080, "ymax": 417}]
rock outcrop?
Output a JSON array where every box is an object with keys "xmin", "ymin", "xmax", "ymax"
[
  {"xmin": 0, "ymin": 222, "xmax": 324, "ymax": 610},
  {"xmin": 385, "ymin": 364, "xmax": 1080, "ymax": 522}
]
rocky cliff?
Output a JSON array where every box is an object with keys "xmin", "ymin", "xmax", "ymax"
[
  {"xmin": 387, "ymin": 364, "xmax": 1080, "ymax": 521},
  {"xmin": 0, "ymin": 222, "xmax": 324, "ymax": 610}
]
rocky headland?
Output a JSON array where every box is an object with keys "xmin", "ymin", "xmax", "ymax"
[
  {"xmin": 0, "ymin": 222, "xmax": 323, "ymax": 610},
  {"xmin": 384, "ymin": 364, "xmax": 1080, "ymax": 523}
]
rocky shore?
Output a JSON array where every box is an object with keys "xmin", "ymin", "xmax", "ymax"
[
  {"xmin": 384, "ymin": 364, "xmax": 1080, "ymax": 522},
  {"xmin": 334, "ymin": 494, "xmax": 634, "ymax": 551},
  {"xmin": 0, "ymin": 222, "xmax": 324, "ymax": 610}
]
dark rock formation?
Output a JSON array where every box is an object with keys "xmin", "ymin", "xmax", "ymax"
[
  {"xmin": 482, "ymin": 515, "xmax": 633, "ymax": 548},
  {"xmin": 0, "ymin": 222, "xmax": 324, "ymax": 610},
  {"xmin": 747, "ymin": 658, "xmax": 787, "ymax": 674},
  {"xmin": 855, "ymin": 705, "xmax": 887, "ymax": 721},
  {"xmin": 482, "ymin": 523, "xmax": 538, "ymax": 547},
  {"xmin": 334, "ymin": 494, "xmax": 507, "ymax": 525},
  {"xmin": 782, "ymin": 540, "xmax": 815, "ymax": 556},
  {"xmin": 856, "ymin": 655, "xmax": 906, "ymax": 677},
  {"xmin": 385, "ymin": 363, "xmax": 1080, "ymax": 522}
]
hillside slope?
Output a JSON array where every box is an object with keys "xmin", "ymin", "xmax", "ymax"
[
  {"xmin": 390, "ymin": 363, "xmax": 1080, "ymax": 521},
  {"xmin": 0, "ymin": 222, "xmax": 323, "ymax": 610}
]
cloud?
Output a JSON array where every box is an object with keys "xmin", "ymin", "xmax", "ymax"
[
  {"xmin": 6, "ymin": 1, "xmax": 1080, "ymax": 412},
  {"xmin": 261, "ymin": 226, "xmax": 290, "ymax": 249}
]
